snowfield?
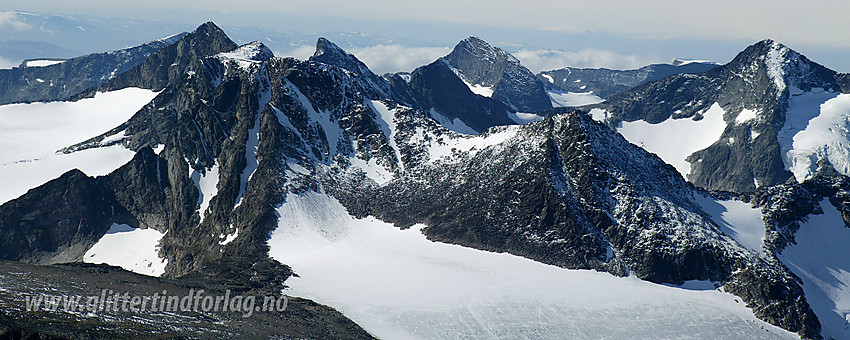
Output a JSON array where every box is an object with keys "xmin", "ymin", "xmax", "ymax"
[
  {"xmin": 268, "ymin": 191, "xmax": 796, "ymax": 339},
  {"xmin": 592, "ymin": 103, "xmax": 727, "ymax": 177},
  {"xmin": 24, "ymin": 59, "xmax": 65, "ymax": 67},
  {"xmin": 84, "ymin": 223, "xmax": 168, "ymax": 277},
  {"xmin": 782, "ymin": 91, "xmax": 850, "ymax": 182},
  {"xmin": 548, "ymin": 90, "xmax": 604, "ymax": 107},
  {"xmin": 695, "ymin": 194, "xmax": 767, "ymax": 257},
  {"xmin": 0, "ymin": 88, "xmax": 158, "ymax": 204},
  {"xmin": 778, "ymin": 199, "xmax": 850, "ymax": 340}
]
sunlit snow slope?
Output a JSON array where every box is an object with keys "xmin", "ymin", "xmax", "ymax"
[
  {"xmin": 0, "ymin": 88, "xmax": 157, "ymax": 204},
  {"xmin": 778, "ymin": 199, "xmax": 850, "ymax": 339},
  {"xmin": 268, "ymin": 191, "xmax": 796, "ymax": 339},
  {"xmin": 590, "ymin": 103, "xmax": 727, "ymax": 177},
  {"xmin": 84, "ymin": 223, "xmax": 168, "ymax": 276},
  {"xmin": 548, "ymin": 90, "xmax": 604, "ymax": 107}
]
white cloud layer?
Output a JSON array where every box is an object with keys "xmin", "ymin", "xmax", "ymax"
[
  {"xmin": 0, "ymin": 11, "xmax": 30, "ymax": 30},
  {"xmin": 279, "ymin": 45, "xmax": 451, "ymax": 75},
  {"xmin": 0, "ymin": 56, "xmax": 19, "ymax": 69},
  {"xmin": 512, "ymin": 49, "xmax": 665, "ymax": 73},
  {"xmin": 349, "ymin": 45, "xmax": 450, "ymax": 74},
  {"xmin": 279, "ymin": 44, "xmax": 663, "ymax": 75}
]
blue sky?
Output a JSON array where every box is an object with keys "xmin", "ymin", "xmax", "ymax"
[{"xmin": 1, "ymin": 1, "xmax": 848, "ymax": 73}]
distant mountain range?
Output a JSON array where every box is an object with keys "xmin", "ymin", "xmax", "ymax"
[
  {"xmin": 590, "ymin": 39, "xmax": 850, "ymax": 193},
  {"xmin": 538, "ymin": 60, "xmax": 720, "ymax": 99},
  {"xmin": 0, "ymin": 21, "xmax": 849, "ymax": 339}
]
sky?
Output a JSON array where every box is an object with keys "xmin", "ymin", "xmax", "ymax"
[{"xmin": 1, "ymin": 1, "xmax": 848, "ymax": 73}]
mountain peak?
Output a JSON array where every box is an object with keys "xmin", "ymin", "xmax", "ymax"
[
  {"xmin": 729, "ymin": 39, "xmax": 837, "ymax": 95},
  {"xmin": 449, "ymin": 36, "xmax": 518, "ymax": 65},
  {"xmin": 441, "ymin": 36, "xmax": 551, "ymax": 112},
  {"xmin": 313, "ymin": 37, "xmax": 347, "ymax": 59},
  {"xmin": 180, "ymin": 21, "xmax": 238, "ymax": 58},
  {"xmin": 309, "ymin": 37, "xmax": 391, "ymax": 97},
  {"xmin": 193, "ymin": 21, "xmax": 225, "ymax": 37}
]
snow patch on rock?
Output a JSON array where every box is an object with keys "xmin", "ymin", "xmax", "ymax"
[{"xmin": 84, "ymin": 224, "xmax": 167, "ymax": 276}]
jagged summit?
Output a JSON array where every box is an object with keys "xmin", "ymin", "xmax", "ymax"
[
  {"xmin": 312, "ymin": 37, "xmax": 348, "ymax": 59},
  {"xmin": 449, "ymin": 36, "xmax": 519, "ymax": 65},
  {"xmin": 727, "ymin": 39, "xmax": 840, "ymax": 95},
  {"xmin": 309, "ymin": 37, "xmax": 391, "ymax": 97},
  {"xmin": 442, "ymin": 36, "xmax": 552, "ymax": 112}
]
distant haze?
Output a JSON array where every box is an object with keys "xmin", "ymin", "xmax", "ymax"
[{"xmin": 1, "ymin": 1, "xmax": 848, "ymax": 72}]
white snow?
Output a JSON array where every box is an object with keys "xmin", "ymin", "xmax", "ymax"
[
  {"xmin": 778, "ymin": 199, "xmax": 850, "ymax": 340},
  {"xmin": 614, "ymin": 103, "xmax": 727, "ymax": 177},
  {"xmin": 782, "ymin": 92, "xmax": 850, "ymax": 182},
  {"xmin": 24, "ymin": 59, "xmax": 64, "ymax": 67},
  {"xmin": 548, "ymin": 90, "xmax": 604, "ymax": 107},
  {"xmin": 191, "ymin": 163, "xmax": 220, "ymax": 223},
  {"xmin": 508, "ymin": 111, "xmax": 545, "ymax": 125},
  {"xmin": 429, "ymin": 109, "xmax": 478, "ymax": 135},
  {"xmin": 235, "ymin": 72, "xmax": 271, "ymax": 207},
  {"xmin": 449, "ymin": 65, "xmax": 494, "ymax": 97},
  {"xmin": 734, "ymin": 108, "xmax": 758, "ymax": 124},
  {"xmin": 84, "ymin": 224, "xmax": 167, "ymax": 277},
  {"xmin": 589, "ymin": 108, "xmax": 609, "ymax": 122},
  {"xmin": 220, "ymin": 229, "xmax": 239, "ymax": 245},
  {"xmin": 765, "ymin": 42, "xmax": 789, "ymax": 95},
  {"xmin": 0, "ymin": 88, "xmax": 158, "ymax": 204},
  {"xmin": 426, "ymin": 127, "xmax": 517, "ymax": 162},
  {"xmin": 672, "ymin": 58, "xmax": 718, "ymax": 66},
  {"xmin": 541, "ymin": 73, "xmax": 554, "ymax": 83},
  {"xmin": 369, "ymin": 100, "xmax": 404, "ymax": 170},
  {"xmin": 268, "ymin": 191, "xmax": 796, "ymax": 340},
  {"xmin": 152, "ymin": 144, "xmax": 165, "ymax": 155},
  {"xmin": 349, "ymin": 157, "xmax": 394, "ymax": 185},
  {"xmin": 467, "ymin": 83, "xmax": 494, "ymax": 97},
  {"xmin": 216, "ymin": 42, "xmax": 272, "ymax": 70},
  {"xmin": 695, "ymin": 194, "xmax": 766, "ymax": 257},
  {"xmin": 99, "ymin": 130, "xmax": 127, "ymax": 146}
]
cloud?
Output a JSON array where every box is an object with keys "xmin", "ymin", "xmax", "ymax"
[
  {"xmin": 276, "ymin": 45, "xmax": 316, "ymax": 61},
  {"xmin": 0, "ymin": 56, "xmax": 20, "ymax": 69},
  {"xmin": 279, "ymin": 44, "xmax": 451, "ymax": 75},
  {"xmin": 348, "ymin": 45, "xmax": 450, "ymax": 75},
  {"xmin": 0, "ymin": 11, "xmax": 31, "ymax": 30},
  {"xmin": 512, "ymin": 48, "xmax": 665, "ymax": 73}
]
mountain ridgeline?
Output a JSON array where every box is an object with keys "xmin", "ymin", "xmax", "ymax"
[
  {"xmin": 2, "ymin": 22, "xmax": 850, "ymax": 338},
  {"xmin": 538, "ymin": 60, "xmax": 720, "ymax": 99},
  {"xmin": 592, "ymin": 39, "xmax": 850, "ymax": 193},
  {"xmin": 0, "ymin": 33, "xmax": 185, "ymax": 105}
]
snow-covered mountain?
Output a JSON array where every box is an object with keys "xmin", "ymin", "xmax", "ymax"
[
  {"xmin": 539, "ymin": 59, "xmax": 719, "ymax": 100},
  {"xmin": 1, "ymin": 23, "xmax": 849, "ymax": 339},
  {"xmin": 0, "ymin": 33, "xmax": 184, "ymax": 105},
  {"xmin": 589, "ymin": 40, "xmax": 850, "ymax": 193},
  {"xmin": 442, "ymin": 36, "xmax": 552, "ymax": 112},
  {"xmin": 382, "ymin": 36, "xmax": 555, "ymax": 133}
]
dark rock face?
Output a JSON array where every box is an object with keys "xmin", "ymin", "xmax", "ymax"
[
  {"xmin": 443, "ymin": 36, "xmax": 552, "ymax": 112},
  {"xmin": 539, "ymin": 61, "xmax": 719, "ymax": 99},
  {"xmin": 0, "ymin": 34, "xmax": 183, "ymax": 105},
  {"xmin": 310, "ymin": 37, "xmax": 392, "ymax": 98},
  {"xmin": 596, "ymin": 39, "xmax": 847, "ymax": 193},
  {"xmin": 402, "ymin": 59, "xmax": 516, "ymax": 132},
  {"xmin": 86, "ymin": 21, "xmax": 238, "ymax": 94},
  {"xmin": 0, "ymin": 170, "xmax": 125, "ymax": 264}
]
